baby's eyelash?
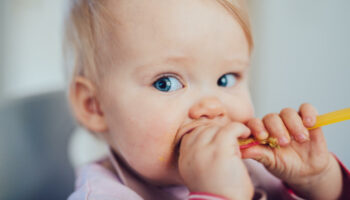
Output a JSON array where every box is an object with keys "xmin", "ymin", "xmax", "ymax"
[
  {"xmin": 230, "ymin": 72, "xmax": 241, "ymax": 78},
  {"xmin": 154, "ymin": 73, "xmax": 184, "ymax": 83},
  {"xmin": 225, "ymin": 72, "xmax": 242, "ymax": 80}
]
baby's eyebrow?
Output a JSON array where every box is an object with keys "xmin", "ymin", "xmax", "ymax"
[
  {"xmin": 132, "ymin": 55, "xmax": 249, "ymax": 77},
  {"xmin": 136, "ymin": 55, "xmax": 194, "ymax": 70},
  {"xmin": 131, "ymin": 55, "xmax": 193, "ymax": 76},
  {"xmin": 221, "ymin": 57, "xmax": 250, "ymax": 69}
]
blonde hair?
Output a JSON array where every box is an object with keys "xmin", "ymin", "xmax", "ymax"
[{"xmin": 63, "ymin": 0, "xmax": 253, "ymax": 86}]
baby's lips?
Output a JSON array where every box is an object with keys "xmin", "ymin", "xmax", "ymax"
[
  {"xmin": 175, "ymin": 118, "xmax": 230, "ymax": 151},
  {"xmin": 175, "ymin": 121, "xmax": 211, "ymax": 151},
  {"xmin": 175, "ymin": 126, "xmax": 197, "ymax": 151}
]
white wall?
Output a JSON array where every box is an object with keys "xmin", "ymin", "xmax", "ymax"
[
  {"xmin": 1, "ymin": 0, "xmax": 66, "ymax": 101},
  {"xmin": 249, "ymin": 0, "xmax": 350, "ymax": 166}
]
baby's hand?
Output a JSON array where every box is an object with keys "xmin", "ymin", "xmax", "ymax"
[
  {"xmin": 178, "ymin": 122, "xmax": 254, "ymax": 200},
  {"xmin": 243, "ymin": 103, "xmax": 343, "ymax": 199}
]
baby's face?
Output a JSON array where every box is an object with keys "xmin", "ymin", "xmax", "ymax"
[{"xmin": 98, "ymin": 0, "xmax": 253, "ymax": 185}]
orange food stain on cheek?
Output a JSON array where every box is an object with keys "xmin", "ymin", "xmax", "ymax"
[
  {"xmin": 157, "ymin": 132, "xmax": 177, "ymax": 163},
  {"xmin": 158, "ymin": 156, "xmax": 165, "ymax": 162}
]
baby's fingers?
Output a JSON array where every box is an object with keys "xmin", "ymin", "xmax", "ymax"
[
  {"xmin": 299, "ymin": 103, "xmax": 326, "ymax": 144},
  {"xmin": 263, "ymin": 113, "xmax": 290, "ymax": 146},
  {"xmin": 299, "ymin": 103, "xmax": 318, "ymax": 128},
  {"xmin": 212, "ymin": 122, "xmax": 251, "ymax": 155},
  {"xmin": 213, "ymin": 122, "xmax": 251, "ymax": 144},
  {"xmin": 280, "ymin": 108, "xmax": 309, "ymax": 143},
  {"xmin": 246, "ymin": 118, "xmax": 269, "ymax": 141}
]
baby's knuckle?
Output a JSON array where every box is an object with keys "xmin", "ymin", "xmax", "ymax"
[
  {"xmin": 263, "ymin": 113, "xmax": 279, "ymax": 121},
  {"xmin": 227, "ymin": 122, "xmax": 249, "ymax": 135},
  {"xmin": 247, "ymin": 118, "xmax": 261, "ymax": 127},
  {"xmin": 280, "ymin": 107, "xmax": 296, "ymax": 115},
  {"xmin": 211, "ymin": 147, "xmax": 229, "ymax": 160},
  {"xmin": 300, "ymin": 102, "xmax": 312, "ymax": 111},
  {"xmin": 221, "ymin": 122, "xmax": 240, "ymax": 132},
  {"xmin": 301, "ymin": 102, "xmax": 311, "ymax": 107}
]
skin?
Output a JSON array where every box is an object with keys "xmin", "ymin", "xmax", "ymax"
[
  {"xmin": 243, "ymin": 104, "xmax": 343, "ymax": 199},
  {"xmin": 69, "ymin": 0, "xmax": 343, "ymax": 199},
  {"xmin": 98, "ymin": 0, "xmax": 254, "ymax": 188}
]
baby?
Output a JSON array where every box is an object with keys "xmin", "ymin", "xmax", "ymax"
[{"xmin": 65, "ymin": 0, "xmax": 349, "ymax": 199}]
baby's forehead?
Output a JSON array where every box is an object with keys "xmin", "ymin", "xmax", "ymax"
[
  {"xmin": 110, "ymin": 0, "xmax": 238, "ymax": 34},
  {"xmin": 102, "ymin": 0, "xmax": 248, "ymax": 64}
]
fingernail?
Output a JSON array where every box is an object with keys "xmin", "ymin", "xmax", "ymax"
[
  {"xmin": 296, "ymin": 133, "xmax": 308, "ymax": 142},
  {"xmin": 304, "ymin": 117, "xmax": 314, "ymax": 126},
  {"xmin": 258, "ymin": 131, "xmax": 269, "ymax": 140},
  {"xmin": 279, "ymin": 137, "xmax": 289, "ymax": 145}
]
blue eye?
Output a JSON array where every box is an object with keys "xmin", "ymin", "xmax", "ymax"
[
  {"xmin": 217, "ymin": 73, "xmax": 237, "ymax": 87},
  {"xmin": 153, "ymin": 76, "xmax": 183, "ymax": 92}
]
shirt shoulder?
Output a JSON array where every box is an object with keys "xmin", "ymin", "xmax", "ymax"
[{"xmin": 67, "ymin": 162, "xmax": 143, "ymax": 200}]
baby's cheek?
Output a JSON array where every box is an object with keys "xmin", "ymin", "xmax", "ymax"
[
  {"xmin": 147, "ymin": 123, "xmax": 178, "ymax": 159},
  {"xmin": 126, "ymin": 128, "xmax": 179, "ymax": 183},
  {"xmin": 133, "ymin": 116, "xmax": 179, "ymax": 162},
  {"xmin": 228, "ymin": 101, "xmax": 254, "ymax": 122}
]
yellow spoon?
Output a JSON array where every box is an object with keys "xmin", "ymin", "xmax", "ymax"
[
  {"xmin": 309, "ymin": 108, "xmax": 350, "ymax": 130},
  {"xmin": 239, "ymin": 108, "xmax": 350, "ymax": 149}
]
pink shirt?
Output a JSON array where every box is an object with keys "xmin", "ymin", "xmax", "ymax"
[{"xmin": 68, "ymin": 149, "xmax": 349, "ymax": 200}]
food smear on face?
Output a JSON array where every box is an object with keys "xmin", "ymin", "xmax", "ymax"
[{"xmin": 158, "ymin": 156, "xmax": 165, "ymax": 162}]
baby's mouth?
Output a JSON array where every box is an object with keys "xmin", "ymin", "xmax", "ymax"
[
  {"xmin": 174, "ymin": 120, "xmax": 213, "ymax": 154},
  {"xmin": 175, "ymin": 127, "xmax": 196, "ymax": 153},
  {"xmin": 174, "ymin": 119, "xmax": 280, "ymax": 154}
]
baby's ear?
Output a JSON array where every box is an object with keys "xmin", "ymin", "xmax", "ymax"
[{"xmin": 69, "ymin": 76, "xmax": 108, "ymax": 133}]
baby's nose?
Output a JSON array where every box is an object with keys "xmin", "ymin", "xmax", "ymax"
[{"xmin": 189, "ymin": 97, "xmax": 227, "ymax": 120}]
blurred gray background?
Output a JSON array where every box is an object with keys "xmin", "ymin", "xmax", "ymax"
[
  {"xmin": 248, "ymin": 0, "xmax": 350, "ymax": 168},
  {"xmin": 0, "ymin": 0, "xmax": 349, "ymax": 199}
]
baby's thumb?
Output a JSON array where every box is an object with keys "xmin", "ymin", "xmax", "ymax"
[{"xmin": 241, "ymin": 146, "xmax": 275, "ymax": 169}]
